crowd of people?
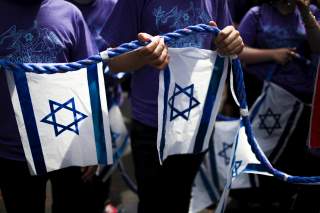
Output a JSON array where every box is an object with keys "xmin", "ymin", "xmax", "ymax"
[{"xmin": 0, "ymin": 0, "xmax": 319, "ymax": 213}]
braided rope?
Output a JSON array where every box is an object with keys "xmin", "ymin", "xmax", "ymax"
[
  {"xmin": 1, "ymin": 22, "xmax": 319, "ymax": 184},
  {"xmin": 232, "ymin": 59, "xmax": 320, "ymax": 184},
  {"xmin": 0, "ymin": 24, "xmax": 219, "ymax": 74}
]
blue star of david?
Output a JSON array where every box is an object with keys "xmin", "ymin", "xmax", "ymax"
[
  {"xmin": 168, "ymin": 83, "xmax": 200, "ymax": 121},
  {"xmin": 259, "ymin": 108, "xmax": 281, "ymax": 136},
  {"xmin": 111, "ymin": 131, "xmax": 121, "ymax": 148},
  {"xmin": 232, "ymin": 160, "xmax": 242, "ymax": 177},
  {"xmin": 40, "ymin": 98, "xmax": 88, "ymax": 137},
  {"xmin": 218, "ymin": 142, "xmax": 233, "ymax": 165}
]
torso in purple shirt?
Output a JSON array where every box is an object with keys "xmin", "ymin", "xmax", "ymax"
[
  {"xmin": 69, "ymin": 0, "xmax": 117, "ymax": 51},
  {"xmin": 0, "ymin": 0, "xmax": 97, "ymax": 161},
  {"xmin": 239, "ymin": 4, "xmax": 320, "ymax": 103},
  {"xmin": 102, "ymin": 0, "xmax": 232, "ymax": 127}
]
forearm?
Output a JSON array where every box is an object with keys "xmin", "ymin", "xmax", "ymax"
[
  {"xmin": 106, "ymin": 50, "xmax": 146, "ymax": 73},
  {"xmin": 300, "ymin": 7, "xmax": 320, "ymax": 53},
  {"xmin": 239, "ymin": 46, "xmax": 275, "ymax": 64}
]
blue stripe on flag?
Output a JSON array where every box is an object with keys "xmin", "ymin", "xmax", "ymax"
[
  {"xmin": 87, "ymin": 63, "xmax": 108, "ymax": 164},
  {"xmin": 193, "ymin": 56, "xmax": 225, "ymax": 154},
  {"xmin": 199, "ymin": 166, "xmax": 219, "ymax": 203},
  {"xmin": 269, "ymin": 101, "xmax": 301, "ymax": 162},
  {"xmin": 209, "ymin": 133, "xmax": 221, "ymax": 190},
  {"xmin": 159, "ymin": 67, "xmax": 171, "ymax": 161},
  {"xmin": 249, "ymin": 85, "xmax": 269, "ymax": 122},
  {"xmin": 13, "ymin": 69, "xmax": 47, "ymax": 175}
]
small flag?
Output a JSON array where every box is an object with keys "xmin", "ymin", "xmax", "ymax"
[
  {"xmin": 189, "ymin": 116, "xmax": 252, "ymax": 213},
  {"xmin": 250, "ymin": 82, "xmax": 303, "ymax": 163},
  {"xmin": 157, "ymin": 47, "xmax": 228, "ymax": 162},
  {"xmin": 5, "ymin": 62, "xmax": 113, "ymax": 175}
]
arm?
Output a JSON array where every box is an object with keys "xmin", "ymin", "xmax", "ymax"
[
  {"xmin": 239, "ymin": 46, "xmax": 297, "ymax": 65},
  {"xmin": 296, "ymin": 0, "xmax": 320, "ymax": 53},
  {"xmin": 107, "ymin": 33, "xmax": 169, "ymax": 73}
]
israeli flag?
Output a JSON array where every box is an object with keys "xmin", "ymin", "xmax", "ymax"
[
  {"xmin": 157, "ymin": 48, "xmax": 228, "ymax": 162},
  {"xmin": 101, "ymin": 103, "xmax": 130, "ymax": 182},
  {"xmin": 5, "ymin": 62, "xmax": 113, "ymax": 175},
  {"xmin": 250, "ymin": 82, "xmax": 303, "ymax": 163},
  {"xmin": 189, "ymin": 116, "xmax": 252, "ymax": 213},
  {"xmin": 216, "ymin": 120, "xmax": 273, "ymax": 213}
]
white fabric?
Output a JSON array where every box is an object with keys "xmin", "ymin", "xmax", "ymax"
[
  {"xmin": 157, "ymin": 47, "xmax": 228, "ymax": 162},
  {"xmin": 250, "ymin": 82, "xmax": 303, "ymax": 162},
  {"xmin": 7, "ymin": 62, "xmax": 113, "ymax": 175}
]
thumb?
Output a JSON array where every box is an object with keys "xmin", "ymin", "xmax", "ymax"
[
  {"xmin": 209, "ymin": 21, "xmax": 217, "ymax": 27},
  {"xmin": 138, "ymin": 33, "xmax": 153, "ymax": 43}
]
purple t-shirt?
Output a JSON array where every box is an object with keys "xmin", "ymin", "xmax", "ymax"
[
  {"xmin": 239, "ymin": 4, "xmax": 320, "ymax": 103},
  {"xmin": 68, "ymin": 0, "xmax": 117, "ymax": 50},
  {"xmin": 102, "ymin": 0, "xmax": 232, "ymax": 127},
  {"xmin": 0, "ymin": 0, "xmax": 97, "ymax": 161}
]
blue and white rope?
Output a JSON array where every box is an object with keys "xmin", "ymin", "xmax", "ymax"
[
  {"xmin": 0, "ymin": 24, "xmax": 219, "ymax": 74},
  {"xmin": 0, "ymin": 23, "xmax": 319, "ymax": 184}
]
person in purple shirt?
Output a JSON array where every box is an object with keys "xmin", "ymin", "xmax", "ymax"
[
  {"xmin": 102, "ymin": 0, "xmax": 244, "ymax": 212},
  {"xmin": 67, "ymin": 0, "xmax": 117, "ymax": 50},
  {"xmin": 239, "ymin": 0, "xmax": 320, "ymax": 211},
  {"xmin": 0, "ymin": 0, "xmax": 168, "ymax": 213}
]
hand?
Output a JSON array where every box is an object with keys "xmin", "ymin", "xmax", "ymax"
[
  {"xmin": 137, "ymin": 33, "xmax": 169, "ymax": 70},
  {"xmin": 295, "ymin": 0, "xmax": 310, "ymax": 10},
  {"xmin": 209, "ymin": 21, "xmax": 244, "ymax": 56},
  {"xmin": 272, "ymin": 48, "xmax": 297, "ymax": 65},
  {"xmin": 81, "ymin": 165, "xmax": 98, "ymax": 182}
]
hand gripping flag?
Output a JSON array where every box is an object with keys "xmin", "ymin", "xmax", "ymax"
[
  {"xmin": 250, "ymin": 81, "xmax": 304, "ymax": 163},
  {"xmin": 4, "ymin": 62, "xmax": 113, "ymax": 175},
  {"xmin": 310, "ymin": 65, "xmax": 320, "ymax": 149},
  {"xmin": 157, "ymin": 47, "xmax": 228, "ymax": 162}
]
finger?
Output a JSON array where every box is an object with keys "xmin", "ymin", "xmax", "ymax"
[
  {"xmin": 216, "ymin": 30, "xmax": 240, "ymax": 49},
  {"xmin": 154, "ymin": 55, "xmax": 170, "ymax": 70},
  {"xmin": 209, "ymin": 21, "xmax": 217, "ymax": 27},
  {"xmin": 82, "ymin": 168, "xmax": 95, "ymax": 182},
  {"xmin": 215, "ymin": 26, "xmax": 234, "ymax": 44},
  {"xmin": 150, "ymin": 45, "xmax": 168, "ymax": 66},
  {"xmin": 149, "ymin": 38, "xmax": 165, "ymax": 60},
  {"xmin": 217, "ymin": 38, "xmax": 242, "ymax": 56},
  {"xmin": 138, "ymin": 37, "xmax": 160, "ymax": 56},
  {"xmin": 229, "ymin": 41, "xmax": 245, "ymax": 55},
  {"xmin": 138, "ymin": 32, "xmax": 153, "ymax": 43}
]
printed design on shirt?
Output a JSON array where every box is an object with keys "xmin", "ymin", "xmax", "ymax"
[
  {"xmin": 153, "ymin": 2, "xmax": 211, "ymax": 48},
  {"xmin": 0, "ymin": 21, "xmax": 63, "ymax": 63},
  {"xmin": 40, "ymin": 98, "xmax": 88, "ymax": 137},
  {"xmin": 168, "ymin": 83, "xmax": 200, "ymax": 121},
  {"xmin": 261, "ymin": 25, "xmax": 305, "ymax": 49}
]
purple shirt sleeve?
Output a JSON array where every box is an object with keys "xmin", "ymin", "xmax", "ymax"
[
  {"xmin": 238, "ymin": 6, "xmax": 260, "ymax": 46},
  {"xmin": 101, "ymin": 0, "xmax": 144, "ymax": 46},
  {"xmin": 215, "ymin": 0, "xmax": 233, "ymax": 28},
  {"xmin": 69, "ymin": 6, "xmax": 98, "ymax": 60}
]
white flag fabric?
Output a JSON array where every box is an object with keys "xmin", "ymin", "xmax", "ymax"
[
  {"xmin": 157, "ymin": 48, "xmax": 228, "ymax": 162},
  {"xmin": 6, "ymin": 62, "xmax": 113, "ymax": 175},
  {"xmin": 250, "ymin": 82, "xmax": 304, "ymax": 163},
  {"xmin": 101, "ymin": 103, "xmax": 130, "ymax": 182},
  {"xmin": 190, "ymin": 116, "xmax": 253, "ymax": 213},
  {"xmin": 216, "ymin": 120, "xmax": 274, "ymax": 213}
]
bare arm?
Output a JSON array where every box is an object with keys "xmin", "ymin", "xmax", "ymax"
[
  {"xmin": 106, "ymin": 34, "xmax": 169, "ymax": 73},
  {"xmin": 239, "ymin": 46, "xmax": 297, "ymax": 65},
  {"xmin": 296, "ymin": 0, "xmax": 320, "ymax": 53}
]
